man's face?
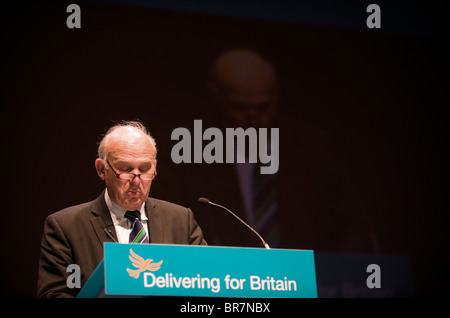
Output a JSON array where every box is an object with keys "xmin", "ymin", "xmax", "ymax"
[{"xmin": 95, "ymin": 129, "xmax": 157, "ymax": 211}]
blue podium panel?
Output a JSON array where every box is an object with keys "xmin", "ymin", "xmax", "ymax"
[
  {"xmin": 77, "ymin": 259, "xmax": 105, "ymax": 298},
  {"xmin": 98, "ymin": 243, "xmax": 316, "ymax": 298}
]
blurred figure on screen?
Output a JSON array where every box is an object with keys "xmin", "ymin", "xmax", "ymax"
[
  {"xmin": 207, "ymin": 49, "xmax": 278, "ymax": 129},
  {"xmin": 152, "ymin": 49, "xmax": 377, "ymax": 254}
]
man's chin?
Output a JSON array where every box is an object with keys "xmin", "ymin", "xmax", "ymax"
[{"xmin": 123, "ymin": 197, "xmax": 145, "ymax": 210}]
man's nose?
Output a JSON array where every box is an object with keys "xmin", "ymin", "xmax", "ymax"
[
  {"xmin": 129, "ymin": 176, "xmax": 141, "ymax": 184},
  {"xmin": 130, "ymin": 169, "xmax": 142, "ymax": 183}
]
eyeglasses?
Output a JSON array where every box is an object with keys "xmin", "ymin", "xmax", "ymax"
[{"xmin": 106, "ymin": 159, "xmax": 156, "ymax": 181}]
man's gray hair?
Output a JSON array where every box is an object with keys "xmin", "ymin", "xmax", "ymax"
[{"xmin": 97, "ymin": 120, "xmax": 157, "ymax": 161}]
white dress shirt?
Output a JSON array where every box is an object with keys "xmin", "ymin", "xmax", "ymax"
[{"xmin": 104, "ymin": 189, "xmax": 149, "ymax": 243}]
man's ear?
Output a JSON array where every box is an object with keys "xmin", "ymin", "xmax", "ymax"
[{"xmin": 95, "ymin": 158, "xmax": 106, "ymax": 180}]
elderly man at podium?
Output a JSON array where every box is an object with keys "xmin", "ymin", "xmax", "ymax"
[{"xmin": 37, "ymin": 120, "xmax": 207, "ymax": 298}]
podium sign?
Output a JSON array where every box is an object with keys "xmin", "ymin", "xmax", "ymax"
[{"xmin": 79, "ymin": 243, "xmax": 317, "ymax": 298}]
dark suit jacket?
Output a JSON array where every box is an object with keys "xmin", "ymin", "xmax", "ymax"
[{"xmin": 36, "ymin": 190, "xmax": 207, "ymax": 298}]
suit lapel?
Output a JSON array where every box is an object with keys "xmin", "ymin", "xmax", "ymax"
[
  {"xmin": 146, "ymin": 198, "xmax": 164, "ymax": 243},
  {"xmin": 89, "ymin": 192, "xmax": 163, "ymax": 245},
  {"xmin": 90, "ymin": 190, "xmax": 118, "ymax": 247}
]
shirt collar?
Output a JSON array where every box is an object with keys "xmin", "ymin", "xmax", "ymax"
[{"xmin": 104, "ymin": 189, "xmax": 147, "ymax": 222}]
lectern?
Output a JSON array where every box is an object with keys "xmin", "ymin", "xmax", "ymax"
[{"xmin": 78, "ymin": 243, "xmax": 317, "ymax": 298}]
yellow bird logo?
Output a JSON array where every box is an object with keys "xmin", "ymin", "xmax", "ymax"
[{"xmin": 126, "ymin": 248, "xmax": 163, "ymax": 279}]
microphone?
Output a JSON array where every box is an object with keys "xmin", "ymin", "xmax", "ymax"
[{"xmin": 198, "ymin": 197, "xmax": 270, "ymax": 249}]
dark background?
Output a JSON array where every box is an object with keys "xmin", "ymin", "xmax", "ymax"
[{"xmin": 1, "ymin": 0, "xmax": 448, "ymax": 297}]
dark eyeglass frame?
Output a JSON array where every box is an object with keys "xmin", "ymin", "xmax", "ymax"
[{"xmin": 106, "ymin": 159, "xmax": 156, "ymax": 181}]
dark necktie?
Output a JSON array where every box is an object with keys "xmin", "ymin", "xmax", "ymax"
[
  {"xmin": 252, "ymin": 164, "xmax": 281, "ymax": 247},
  {"xmin": 124, "ymin": 210, "xmax": 149, "ymax": 244}
]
